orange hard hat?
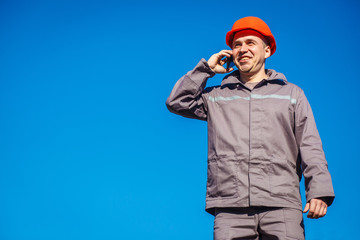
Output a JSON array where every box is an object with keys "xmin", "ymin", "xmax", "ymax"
[{"xmin": 226, "ymin": 16, "xmax": 276, "ymax": 56}]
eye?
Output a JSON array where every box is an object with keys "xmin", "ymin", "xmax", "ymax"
[{"xmin": 233, "ymin": 43, "xmax": 241, "ymax": 48}]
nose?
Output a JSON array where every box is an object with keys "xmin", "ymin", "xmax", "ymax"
[{"xmin": 240, "ymin": 44, "xmax": 249, "ymax": 53}]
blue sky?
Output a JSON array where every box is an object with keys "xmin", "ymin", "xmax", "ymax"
[{"xmin": 1, "ymin": 0, "xmax": 359, "ymax": 239}]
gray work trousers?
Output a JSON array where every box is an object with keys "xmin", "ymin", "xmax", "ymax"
[{"xmin": 214, "ymin": 207, "xmax": 305, "ymax": 240}]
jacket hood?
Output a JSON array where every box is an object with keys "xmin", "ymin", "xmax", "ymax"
[{"xmin": 221, "ymin": 69, "xmax": 287, "ymax": 86}]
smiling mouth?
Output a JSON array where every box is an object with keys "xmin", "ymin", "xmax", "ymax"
[{"xmin": 239, "ymin": 56, "xmax": 251, "ymax": 63}]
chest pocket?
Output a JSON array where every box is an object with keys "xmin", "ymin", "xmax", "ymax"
[{"xmin": 253, "ymin": 94, "xmax": 295, "ymax": 130}]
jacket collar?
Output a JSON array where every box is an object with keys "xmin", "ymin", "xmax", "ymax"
[{"xmin": 221, "ymin": 69, "xmax": 288, "ymax": 86}]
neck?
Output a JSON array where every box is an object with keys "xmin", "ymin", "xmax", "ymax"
[{"xmin": 239, "ymin": 68, "xmax": 268, "ymax": 84}]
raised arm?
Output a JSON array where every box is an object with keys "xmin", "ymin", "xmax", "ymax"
[{"xmin": 166, "ymin": 50, "xmax": 234, "ymax": 120}]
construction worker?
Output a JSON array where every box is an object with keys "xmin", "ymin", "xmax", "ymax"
[{"xmin": 166, "ymin": 16, "xmax": 335, "ymax": 239}]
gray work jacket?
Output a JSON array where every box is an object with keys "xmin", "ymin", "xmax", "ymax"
[{"xmin": 166, "ymin": 59, "xmax": 335, "ymax": 215}]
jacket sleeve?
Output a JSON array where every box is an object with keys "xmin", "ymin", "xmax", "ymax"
[
  {"xmin": 295, "ymin": 90, "xmax": 335, "ymax": 206},
  {"xmin": 166, "ymin": 59, "xmax": 215, "ymax": 121}
]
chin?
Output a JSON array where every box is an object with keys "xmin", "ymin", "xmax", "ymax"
[
  {"xmin": 238, "ymin": 64, "xmax": 252, "ymax": 72},
  {"xmin": 239, "ymin": 68, "xmax": 252, "ymax": 73}
]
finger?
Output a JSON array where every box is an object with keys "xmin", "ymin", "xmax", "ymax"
[
  {"xmin": 221, "ymin": 55, "xmax": 231, "ymax": 60},
  {"xmin": 307, "ymin": 201, "xmax": 316, "ymax": 218},
  {"xmin": 303, "ymin": 203, "xmax": 309, "ymax": 213},
  {"xmin": 222, "ymin": 56, "xmax": 234, "ymax": 67},
  {"xmin": 318, "ymin": 205, "xmax": 326, "ymax": 218},
  {"xmin": 323, "ymin": 206, "xmax": 327, "ymax": 216},
  {"xmin": 218, "ymin": 50, "xmax": 232, "ymax": 58},
  {"xmin": 321, "ymin": 201, "xmax": 328, "ymax": 217},
  {"xmin": 320, "ymin": 203, "xmax": 328, "ymax": 217},
  {"xmin": 223, "ymin": 68, "xmax": 234, "ymax": 73},
  {"xmin": 313, "ymin": 202, "xmax": 322, "ymax": 218},
  {"xmin": 219, "ymin": 59, "xmax": 227, "ymax": 65},
  {"xmin": 220, "ymin": 49, "xmax": 233, "ymax": 54}
]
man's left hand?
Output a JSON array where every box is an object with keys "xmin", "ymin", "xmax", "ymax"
[{"xmin": 303, "ymin": 198, "xmax": 328, "ymax": 219}]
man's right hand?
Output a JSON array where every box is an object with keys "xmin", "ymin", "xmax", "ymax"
[{"xmin": 207, "ymin": 50, "xmax": 234, "ymax": 74}]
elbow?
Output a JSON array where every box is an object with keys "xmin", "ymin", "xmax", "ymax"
[
  {"xmin": 165, "ymin": 97, "xmax": 176, "ymax": 113},
  {"xmin": 165, "ymin": 96, "xmax": 188, "ymax": 116}
]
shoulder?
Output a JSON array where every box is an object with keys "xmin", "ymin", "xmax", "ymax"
[
  {"xmin": 267, "ymin": 69, "xmax": 305, "ymax": 97},
  {"xmin": 285, "ymin": 81, "xmax": 303, "ymax": 93}
]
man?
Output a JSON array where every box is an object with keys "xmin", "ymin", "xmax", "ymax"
[{"xmin": 166, "ymin": 16, "xmax": 334, "ymax": 239}]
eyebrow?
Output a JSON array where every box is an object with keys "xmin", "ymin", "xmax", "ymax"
[
  {"xmin": 233, "ymin": 37, "xmax": 258, "ymax": 43},
  {"xmin": 233, "ymin": 36, "xmax": 267, "ymax": 47}
]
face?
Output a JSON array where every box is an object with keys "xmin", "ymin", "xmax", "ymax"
[{"xmin": 231, "ymin": 32, "xmax": 271, "ymax": 75}]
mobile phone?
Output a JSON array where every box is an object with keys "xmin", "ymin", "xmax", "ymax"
[{"xmin": 226, "ymin": 56, "xmax": 235, "ymax": 71}]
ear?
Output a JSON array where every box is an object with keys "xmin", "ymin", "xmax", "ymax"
[{"xmin": 264, "ymin": 45, "xmax": 271, "ymax": 59}]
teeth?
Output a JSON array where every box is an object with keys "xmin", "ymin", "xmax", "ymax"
[{"xmin": 241, "ymin": 57, "xmax": 250, "ymax": 60}]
